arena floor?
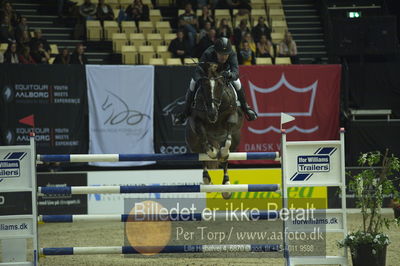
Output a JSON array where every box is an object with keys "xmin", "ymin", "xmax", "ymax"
[{"xmin": 38, "ymin": 213, "xmax": 400, "ymax": 266}]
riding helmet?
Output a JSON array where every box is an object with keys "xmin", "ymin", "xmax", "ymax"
[{"xmin": 214, "ymin": 37, "xmax": 232, "ymax": 55}]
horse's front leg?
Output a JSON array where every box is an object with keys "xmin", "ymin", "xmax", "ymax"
[
  {"xmin": 221, "ymin": 161, "xmax": 232, "ymax": 199},
  {"xmin": 219, "ymin": 113, "xmax": 237, "ymax": 160},
  {"xmin": 197, "ymin": 122, "xmax": 218, "ymax": 159},
  {"xmin": 202, "ymin": 163, "xmax": 211, "ymax": 185}
]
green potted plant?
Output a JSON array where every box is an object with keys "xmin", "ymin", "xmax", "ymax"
[{"xmin": 338, "ymin": 150, "xmax": 400, "ymax": 266}]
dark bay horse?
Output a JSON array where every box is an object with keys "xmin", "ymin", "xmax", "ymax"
[{"xmin": 185, "ymin": 62, "xmax": 244, "ymax": 199}]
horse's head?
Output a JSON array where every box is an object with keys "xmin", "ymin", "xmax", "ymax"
[{"xmin": 198, "ymin": 62, "xmax": 225, "ymax": 123}]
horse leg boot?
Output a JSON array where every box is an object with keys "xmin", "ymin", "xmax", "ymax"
[
  {"xmin": 221, "ymin": 162, "xmax": 232, "ymax": 199},
  {"xmin": 220, "ymin": 134, "xmax": 232, "ymax": 160},
  {"xmin": 174, "ymin": 80, "xmax": 197, "ymax": 125}
]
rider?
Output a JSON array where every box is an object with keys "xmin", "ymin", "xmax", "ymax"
[{"xmin": 174, "ymin": 37, "xmax": 258, "ymax": 124}]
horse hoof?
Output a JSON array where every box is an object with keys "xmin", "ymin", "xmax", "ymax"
[
  {"xmin": 203, "ymin": 176, "xmax": 211, "ymax": 185},
  {"xmin": 220, "ymin": 147, "xmax": 230, "ymax": 160},
  {"xmin": 206, "ymin": 147, "xmax": 218, "ymax": 159},
  {"xmin": 221, "ymin": 180, "xmax": 232, "ymax": 199}
]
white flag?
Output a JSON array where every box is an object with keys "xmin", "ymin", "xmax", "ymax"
[{"xmin": 280, "ymin": 113, "xmax": 295, "ymax": 129}]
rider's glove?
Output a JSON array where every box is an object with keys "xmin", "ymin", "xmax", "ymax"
[{"xmin": 221, "ymin": 71, "xmax": 234, "ymax": 81}]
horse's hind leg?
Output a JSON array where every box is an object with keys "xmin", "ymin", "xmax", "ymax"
[
  {"xmin": 221, "ymin": 161, "xmax": 232, "ymax": 199},
  {"xmin": 202, "ymin": 163, "xmax": 211, "ymax": 185}
]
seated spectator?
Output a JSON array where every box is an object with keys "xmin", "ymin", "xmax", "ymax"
[
  {"xmin": 0, "ymin": 14, "xmax": 15, "ymax": 43},
  {"xmin": 278, "ymin": 31, "xmax": 298, "ymax": 64},
  {"xmin": 3, "ymin": 42, "xmax": 19, "ymax": 64},
  {"xmin": 30, "ymin": 42, "xmax": 50, "ymax": 64},
  {"xmin": 18, "ymin": 46, "xmax": 35, "ymax": 64},
  {"xmin": 256, "ymin": 34, "xmax": 273, "ymax": 58},
  {"xmin": 15, "ymin": 17, "xmax": 30, "ymax": 47},
  {"xmin": 125, "ymin": 0, "xmax": 149, "ymax": 26},
  {"xmin": 168, "ymin": 30, "xmax": 190, "ymax": 63},
  {"xmin": 178, "ymin": 3, "xmax": 198, "ymax": 53},
  {"xmin": 198, "ymin": 5, "xmax": 214, "ymax": 30},
  {"xmin": 233, "ymin": 18, "xmax": 250, "ymax": 47},
  {"xmin": 29, "ymin": 29, "xmax": 51, "ymax": 54},
  {"xmin": 238, "ymin": 40, "xmax": 255, "ymax": 65},
  {"xmin": 1, "ymin": 1, "xmax": 20, "ymax": 27},
  {"xmin": 79, "ymin": 0, "xmax": 97, "ymax": 21},
  {"xmin": 96, "ymin": 0, "xmax": 114, "ymax": 23},
  {"xmin": 70, "ymin": 43, "xmax": 88, "ymax": 64},
  {"xmin": 234, "ymin": 9, "xmax": 249, "ymax": 23},
  {"xmin": 196, "ymin": 28, "xmax": 216, "ymax": 58},
  {"xmin": 198, "ymin": 21, "xmax": 212, "ymax": 42},
  {"xmin": 216, "ymin": 18, "xmax": 232, "ymax": 39},
  {"xmin": 240, "ymin": 32, "xmax": 256, "ymax": 54},
  {"xmin": 226, "ymin": 0, "xmax": 251, "ymax": 11},
  {"xmin": 54, "ymin": 48, "xmax": 71, "ymax": 64},
  {"xmin": 252, "ymin": 17, "xmax": 271, "ymax": 43}
]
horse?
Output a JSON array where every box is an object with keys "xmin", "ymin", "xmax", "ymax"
[{"xmin": 185, "ymin": 62, "xmax": 244, "ymax": 199}]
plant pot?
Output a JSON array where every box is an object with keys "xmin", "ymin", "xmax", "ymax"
[
  {"xmin": 351, "ymin": 243, "xmax": 387, "ymax": 266},
  {"xmin": 394, "ymin": 207, "xmax": 400, "ymax": 219}
]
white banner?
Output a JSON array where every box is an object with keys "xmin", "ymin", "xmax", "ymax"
[{"xmin": 86, "ymin": 65, "xmax": 154, "ymax": 167}]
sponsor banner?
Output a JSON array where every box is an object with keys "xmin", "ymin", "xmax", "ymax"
[
  {"xmin": 86, "ymin": 65, "xmax": 154, "ymax": 167},
  {"xmin": 154, "ymin": 66, "xmax": 196, "ymax": 166},
  {"xmin": 87, "ymin": 170, "xmax": 202, "ymax": 214},
  {"xmin": 237, "ymin": 65, "xmax": 341, "ymax": 164},
  {"xmin": 0, "ymin": 217, "xmax": 34, "ymax": 237},
  {"xmin": 206, "ymin": 169, "xmax": 327, "ymax": 209},
  {"xmin": 0, "ymin": 192, "xmax": 32, "ymax": 215},
  {"xmin": 0, "ymin": 65, "xmax": 87, "ymax": 154},
  {"xmin": 37, "ymin": 173, "xmax": 87, "ymax": 215}
]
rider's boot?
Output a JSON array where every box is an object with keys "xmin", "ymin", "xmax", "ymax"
[
  {"xmin": 174, "ymin": 89, "xmax": 196, "ymax": 125},
  {"xmin": 237, "ymin": 88, "xmax": 258, "ymax": 121}
]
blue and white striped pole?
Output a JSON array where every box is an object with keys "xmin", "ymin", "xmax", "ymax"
[
  {"xmin": 37, "ymin": 184, "xmax": 280, "ymax": 195},
  {"xmin": 40, "ymin": 244, "xmax": 282, "ymax": 255},
  {"xmin": 37, "ymin": 152, "xmax": 280, "ymax": 163},
  {"xmin": 38, "ymin": 211, "xmax": 279, "ymax": 223}
]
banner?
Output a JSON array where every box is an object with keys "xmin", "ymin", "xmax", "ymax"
[
  {"xmin": 86, "ymin": 65, "xmax": 154, "ymax": 167},
  {"xmin": 238, "ymin": 65, "xmax": 341, "ymax": 164},
  {"xmin": 0, "ymin": 65, "xmax": 87, "ymax": 154},
  {"xmin": 153, "ymin": 66, "xmax": 196, "ymax": 166}
]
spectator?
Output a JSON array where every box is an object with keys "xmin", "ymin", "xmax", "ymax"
[
  {"xmin": 30, "ymin": 42, "xmax": 50, "ymax": 64},
  {"xmin": 70, "ymin": 43, "xmax": 88, "ymax": 64},
  {"xmin": 278, "ymin": 31, "xmax": 298, "ymax": 64},
  {"xmin": 168, "ymin": 30, "xmax": 190, "ymax": 63},
  {"xmin": 233, "ymin": 19, "xmax": 250, "ymax": 46},
  {"xmin": 252, "ymin": 17, "xmax": 271, "ymax": 43},
  {"xmin": 54, "ymin": 48, "xmax": 71, "ymax": 64},
  {"xmin": 226, "ymin": 0, "xmax": 251, "ymax": 10},
  {"xmin": 240, "ymin": 32, "xmax": 256, "ymax": 54},
  {"xmin": 1, "ymin": 1, "xmax": 20, "ymax": 27},
  {"xmin": 198, "ymin": 21, "xmax": 212, "ymax": 42},
  {"xmin": 198, "ymin": 5, "xmax": 214, "ymax": 30},
  {"xmin": 238, "ymin": 40, "xmax": 255, "ymax": 65},
  {"xmin": 178, "ymin": 3, "xmax": 198, "ymax": 53},
  {"xmin": 196, "ymin": 28, "xmax": 217, "ymax": 58},
  {"xmin": 216, "ymin": 18, "xmax": 232, "ymax": 39},
  {"xmin": 29, "ymin": 29, "xmax": 51, "ymax": 54},
  {"xmin": 0, "ymin": 14, "xmax": 15, "ymax": 43},
  {"xmin": 15, "ymin": 17, "xmax": 30, "ymax": 47},
  {"xmin": 125, "ymin": 0, "xmax": 149, "ymax": 25},
  {"xmin": 18, "ymin": 46, "xmax": 35, "ymax": 64},
  {"xmin": 79, "ymin": 0, "xmax": 97, "ymax": 20},
  {"xmin": 96, "ymin": 0, "xmax": 114, "ymax": 23},
  {"xmin": 3, "ymin": 42, "xmax": 19, "ymax": 63},
  {"xmin": 256, "ymin": 34, "xmax": 273, "ymax": 58},
  {"xmin": 233, "ymin": 8, "xmax": 249, "ymax": 24}
]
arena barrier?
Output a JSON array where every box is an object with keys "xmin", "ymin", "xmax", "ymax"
[
  {"xmin": 0, "ymin": 129, "xmax": 348, "ymax": 266},
  {"xmin": 38, "ymin": 211, "xmax": 280, "ymax": 223}
]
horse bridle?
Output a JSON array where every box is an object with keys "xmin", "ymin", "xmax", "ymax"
[{"xmin": 199, "ymin": 75, "xmax": 224, "ymax": 109}]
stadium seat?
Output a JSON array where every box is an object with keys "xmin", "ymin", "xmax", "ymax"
[
  {"xmin": 178, "ymin": 9, "xmax": 185, "ymax": 16},
  {"xmin": 0, "ymin": 43, "xmax": 8, "ymax": 53},
  {"xmin": 104, "ymin": 21, "xmax": 119, "ymax": 40},
  {"xmin": 251, "ymin": 9, "xmax": 267, "ymax": 23},
  {"xmin": 163, "ymin": 33, "xmax": 176, "ymax": 46},
  {"xmin": 121, "ymin": 45, "xmax": 137, "ymax": 64},
  {"xmin": 266, "ymin": 0, "xmax": 283, "ymax": 10},
  {"xmin": 138, "ymin": 21, "xmax": 154, "ymax": 35},
  {"xmin": 121, "ymin": 21, "xmax": 136, "ymax": 36},
  {"xmin": 150, "ymin": 9, "xmax": 162, "ymax": 23},
  {"xmin": 275, "ymin": 57, "xmax": 291, "ymax": 64},
  {"xmin": 184, "ymin": 58, "xmax": 198, "ymax": 65},
  {"xmin": 166, "ymin": 58, "xmax": 183, "ymax": 65},
  {"xmin": 269, "ymin": 8, "xmax": 285, "ymax": 22},
  {"xmin": 271, "ymin": 20, "xmax": 287, "ymax": 32},
  {"xmin": 271, "ymin": 32, "xmax": 284, "ymax": 43},
  {"xmin": 112, "ymin": 33, "xmax": 128, "ymax": 53},
  {"xmin": 49, "ymin": 57, "xmax": 56, "ymax": 64},
  {"xmin": 250, "ymin": 0, "xmax": 265, "ymax": 9},
  {"xmin": 146, "ymin": 33, "xmax": 163, "ymax": 48},
  {"xmin": 139, "ymin": 45, "xmax": 155, "ymax": 64},
  {"xmin": 255, "ymin": 57, "xmax": 272, "ymax": 65},
  {"xmin": 155, "ymin": 21, "xmax": 172, "ymax": 37},
  {"xmin": 233, "ymin": 9, "xmax": 250, "ymax": 26},
  {"xmin": 149, "ymin": 58, "xmax": 165, "ymax": 65},
  {"xmin": 119, "ymin": 0, "xmax": 131, "ymax": 9},
  {"xmin": 86, "ymin": 20, "xmax": 101, "ymax": 40},
  {"xmin": 156, "ymin": 0, "xmax": 171, "ymax": 7},
  {"xmin": 156, "ymin": 45, "xmax": 171, "ymax": 61},
  {"xmin": 106, "ymin": 0, "xmax": 119, "ymax": 8},
  {"xmin": 142, "ymin": 0, "xmax": 153, "ymax": 8},
  {"xmin": 129, "ymin": 33, "xmax": 146, "ymax": 48},
  {"xmin": 214, "ymin": 9, "xmax": 231, "ymax": 22},
  {"xmin": 50, "ymin": 44, "xmax": 59, "ymax": 55}
]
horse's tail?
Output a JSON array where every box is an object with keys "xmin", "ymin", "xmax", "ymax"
[{"xmin": 205, "ymin": 161, "xmax": 219, "ymax": 169}]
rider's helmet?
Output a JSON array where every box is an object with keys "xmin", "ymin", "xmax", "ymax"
[{"xmin": 214, "ymin": 37, "xmax": 233, "ymax": 55}]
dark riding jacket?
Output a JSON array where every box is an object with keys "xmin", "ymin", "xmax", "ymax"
[{"xmin": 193, "ymin": 45, "xmax": 239, "ymax": 82}]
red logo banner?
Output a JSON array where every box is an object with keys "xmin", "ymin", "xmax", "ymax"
[{"xmin": 236, "ymin": 65, "xmax": 342, "ymax": 164}]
